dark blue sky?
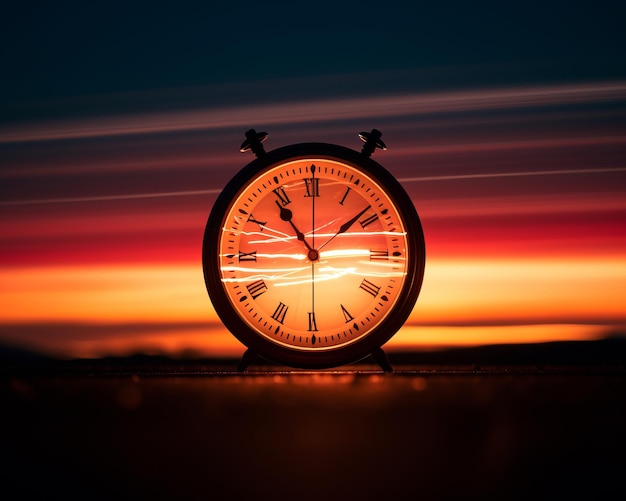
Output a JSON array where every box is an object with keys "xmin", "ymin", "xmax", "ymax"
[{"xmin": 2, "ymin": 1, "xmax": 624, "ymax": 119}]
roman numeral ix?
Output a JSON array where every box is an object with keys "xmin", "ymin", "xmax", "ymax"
[{"xmin": 238, "ymin": 250, "xmax": 257, "ymax": 262}]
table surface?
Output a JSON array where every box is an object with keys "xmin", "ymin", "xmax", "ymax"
[{"xmin": 2, "ymin": 343, "xmax": 625, "ymax": 499}]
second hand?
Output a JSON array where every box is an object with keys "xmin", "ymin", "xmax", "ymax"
[{"xmin": 311, "ymin": 165, "xmax": 316, "ymax": 330}]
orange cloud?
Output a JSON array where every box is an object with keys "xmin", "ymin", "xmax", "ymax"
[{"xmin": 1, "ymin": 256, "xmax": 624, "ymax": 357}]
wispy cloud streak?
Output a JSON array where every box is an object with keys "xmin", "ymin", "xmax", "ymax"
[
  {"xmin": 2, "ymin": 81, "xmax": 625, "ymax": 143},
  {"xmin": 0, "ymin": 189, "xmax": 223, "ymax": 206},
  {"xmin": 3, "ymin": 167, "xmax": 624, "ymax": 206}
]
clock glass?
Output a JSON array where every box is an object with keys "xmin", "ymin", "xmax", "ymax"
[{"xmin": 216, "ymin": 158, "xmax": 410, "ymax": 352}]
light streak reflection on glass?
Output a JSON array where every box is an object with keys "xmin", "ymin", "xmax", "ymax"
[
  {"xmin": 243, "ymin": 229, "xmax": 407, "ymax": 246},
  {"xmin": 320, "ymin": 249, "xmax": 369, "ymax": 258},
  {"xmin": 221, "ymin": 246, "xmax": 407, "ymax": 287},
  {"xmin": 219, "ymin": 253, "xmax": 308, "ymax": 261}
]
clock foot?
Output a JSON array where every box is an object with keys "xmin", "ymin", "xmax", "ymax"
[
  {"xmin": 371, "ymin": 347, "xmax": 393, "ymax": 372},
  {"xmin": 237, "ymin": 348, "xmax": 258, "ymax": 372}
]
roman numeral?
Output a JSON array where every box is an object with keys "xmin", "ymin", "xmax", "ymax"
[
  {"xmin": 340, "ymin": 304, "xmax": 354, "ymax": 323},
  {"xmin": 246, "ymin": 280, "xmax": 268, "ymax": 299},
  {"xmin": 273, "ymin": 186, "xmax": 291, "ymax": 206},
  {"xmin": 247, "ymin": 213, "xmax": 266, "ymax": 230},
  {"xmin": 238, "ymin": 250, "xmax": 257, "ymax": 262},
  {"xmin": 304, "ymin": 178, "xmax": 320, "ymax": 197},
  {"xmin": 308, "ymin": 312, "xmax": 318, "ymax": 331},
  {"xmin": 369, "ymin": 249, "xmax": 389, "ymax": 261},
  {"xmin": 359, "ymin": 212, "xmax": 379, "ymax": 228},
  {"xmin": 359, "ymin": 279, "xmax": 380, "ymax": 297},
  {"xmin": 271, "ymin": 302, "xmax": 288, "ymax": 324},
  {"xmin": 339, "ymin": 187, "xmax": 351, "ymax": 205}
]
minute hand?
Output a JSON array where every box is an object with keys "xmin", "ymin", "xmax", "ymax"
[{"xmin": 318, "ymin": 205, "xmax": 371, "ymax": 251}]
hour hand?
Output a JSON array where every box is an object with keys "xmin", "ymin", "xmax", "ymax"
[{"xmin": 276, "ymin": 201, "xmax": 313, "ymax": 251}]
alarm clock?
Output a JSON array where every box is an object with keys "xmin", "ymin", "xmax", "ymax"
[{"xmin": 202, "ymin": 129, "xmax": 425, "ymax": 370}]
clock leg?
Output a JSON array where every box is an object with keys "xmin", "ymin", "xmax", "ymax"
[
  {"xmin": 237, "ymin": 348, "xmax": 258, "ymax": 372},
  {"xmin": 371, "ymin": 347, "xmax": 393, "ymax": 373}
]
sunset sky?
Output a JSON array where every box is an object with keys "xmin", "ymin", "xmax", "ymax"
[{"xmin": 1, "ymin": 2, "xmax": 625, "ymax": 359}]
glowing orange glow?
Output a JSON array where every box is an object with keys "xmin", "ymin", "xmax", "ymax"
[
  {"xmin": 0, "ymin": 266, "xmax": 212, "ymax": 323},
  {"xmin": 1, "ymin": 255, "xmax": 624, "ymax": 357},
  {"xmin": 390, "ymin": 325, "xmax": 608, "ymax": 350},
  {"xmin": 415, "ymin": 258, "xmax": 626, "ymax": 324},
  {"xmin": 5, "ymin": 258, "xmax": 622, "ymax": 326}
]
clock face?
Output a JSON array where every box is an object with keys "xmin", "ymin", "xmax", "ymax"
[{"xmin": 203, "ymin": 143, "xmax": 425, "ymax": 368}]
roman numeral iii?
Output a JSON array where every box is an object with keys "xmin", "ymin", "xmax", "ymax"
[
  {"xmin": 359, "ymin": 279, "xmax": 381, "ymax": 297},
  {"xmin": 369, "ymin": 249, "xmax": 389, "ymax": 260}
]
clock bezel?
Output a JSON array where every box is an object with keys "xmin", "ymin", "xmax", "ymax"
[{"xmin": 202, "ymin": 142, "xmax": 425, "ymax": 368}]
